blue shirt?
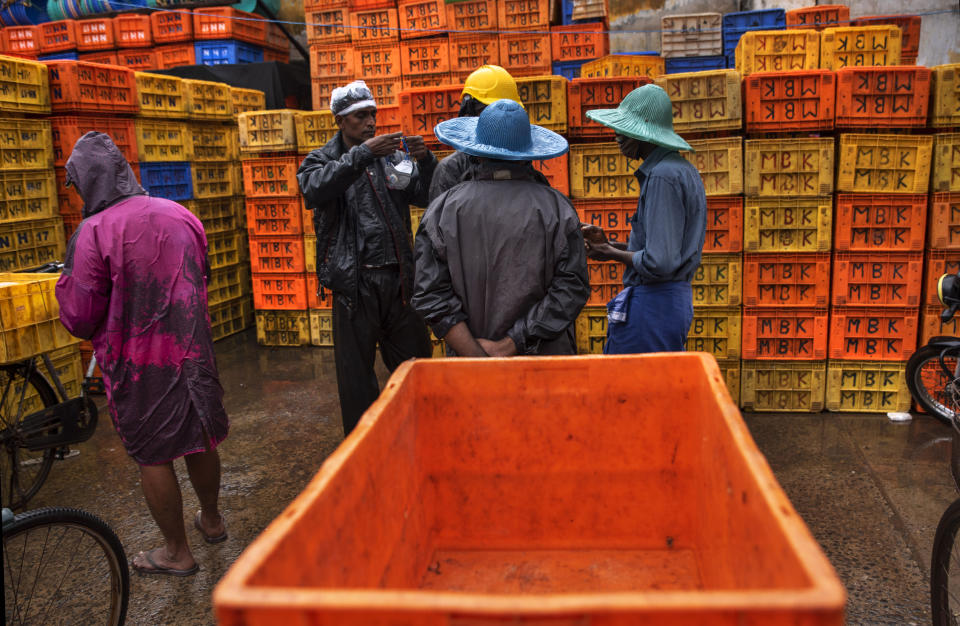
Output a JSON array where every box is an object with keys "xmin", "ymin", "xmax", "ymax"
[{"xmin": 623, "ymin": 146, "xmax": 707, "ymax": 286}]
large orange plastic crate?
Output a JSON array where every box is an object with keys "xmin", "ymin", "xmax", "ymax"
[
  {"xmin": 928, "ymin": 193, "xmax": 960, "ymax": 249},
  {"xmin": 704, "ymin": 195, "xmax": 743, "ymax": 253},
  {"xmin": 44, "ymin": 61, "xmax": 138, "ymax": 114},
  {"xmin": 76, "ymin": 18, "xmax": 114, "ymax": 51},
  {"xmin": 38, "ymin": 20, "xmax": 78, "ymax": 54},
  {"xmin": 309, "ymin": 43, "xmax": 355, "ymax": 80},
  {"xmin": 246, "ymin": 197, "xmax": 304, "ymax": 237},
  {"xmin": 113, "ymin": 14, "xmax": 152, "ymax": 48},
  {"xmin": 252, "ymin": 273, "xmax": 309, "ymax": 310},
  {"xmin": 241, "ymin": 157, "xmax": 300, "ymax": 198},
  {"xmin": 398, "ymin": 0, "xmax": 446, "ymax": 39},
  {"xmin": 741, "ymin": 307, "xmax": 829, "ymax": 360},
  {"xmin": 785, "ymin": 5, "xmax": 849, "ymax": 31},
  {"xmin": 305, "ymin": 6, "xmax": 351, "ymax": 44},
  {"xmin": 498, "ymin": 0, "xmax": 548, "ymax": 30},
  {"xmin": 833, "ymin": 193, "xmax": 927, "ymax": 252},
  {"xmin": 249, "ymin": 236, "xmax": 307, "ymax": 273},
  {"xmin": 924, "ymin": 249, "xmax": 960, "ymax": 307},
  {"xmin": 831, "ymin": 251, "xmax": 924, "ymax": 307},
  {"xmin": 567, "ymin": 77, "xmax": 650, "ymax": 139},
  {"xmin": 742, "ymin": 252, "xmax": 830, "ymax": 308},
  {"xmin": 498, "ymin": 32, "xmax": 551, "ymax": 77},
  {"xmin": 532, "ymin": 153, "xmax": 569, "ymax": 196},
  {"xmin": 350, "ymin": 6, "xmax": 400, "ymax": 44},
  {"xmin": 399, "ymin": 36, "xmax": 450, "ymax": 77},
  {"xmin": 585, "ymin": 259, "xmax": 623, "ymax": 306},
  {"xmin": 850, "ymin": 15, "xmax": 921, "ymax": 58},
  {"xmin": 214, "ymin": 354, "xmax": 845, "ymax": 625},
  {"xmin": 834, "ymin": 66, "xmax": 931, "ymax": 129},
  {"xmin": 574, "ymin": 198, "xmax": 634, "ymax": 245},
  {"xmin": 449, "ymin": 33, "xmax": 499, "ymax": 78},
  {"xmin": 156, "ymin": 43, "xmax": 196, "ymax": 69},
  {"xmin": 50, "ymin": 116, "xmax": 137, "ymax": 167},
  {"xmin": 193, "ymin": 7, "xmax": 267, "ymax": 45},
  {"xmin": 446, "ymin": 0, "xmax": 497, "ymax": 31},
  {"xmin": 828, "ymin": 307, "xmax": 918, "ymax": 361},
  {"xmin": 150, "ymin": 10, "xmax": 193, "ymax": 43},
  {"xmin": 743, "ymin": 70, "xmax": 835, "ymax": 133},
  {"xmin": 2, "ymin": 26, "xmax": 39, "ymax": 57},
  {"xmin": 551, "ymin": 23, "xmax": 609, "ymax": 62},
  {"xmin": 399, "ymin": 84, "xmax": 463, "ymax": 145}
]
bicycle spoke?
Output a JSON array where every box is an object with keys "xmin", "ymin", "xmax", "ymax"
[{"xmin": 41, "ymin": 528, "xmax": 99, "ymax": 624}]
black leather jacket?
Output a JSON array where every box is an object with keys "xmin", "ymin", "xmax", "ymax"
[{"xmin": 297, "ymin": 132, "xmax": 437, "ymax": 311}]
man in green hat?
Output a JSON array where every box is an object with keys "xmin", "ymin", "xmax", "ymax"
[{"xmin": 581, "ymin": 83, "xmax": 706, "ymax": 354}]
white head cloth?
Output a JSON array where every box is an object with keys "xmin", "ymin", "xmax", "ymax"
[{"xmin": 330, "ymin": 80, "xmax": 377, "ymax": 117}]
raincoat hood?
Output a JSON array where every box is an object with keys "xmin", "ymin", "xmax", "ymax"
[{"xmin": 65, "ymin": 131, "xmax": 145, "ymax": 218}]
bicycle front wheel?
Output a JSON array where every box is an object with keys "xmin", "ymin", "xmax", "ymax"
[
  {"xmin": 3, "ymin": 507, "xmax": 129, "ymax": 626},
  {"xmin": 907, "ymin": 344, "xmax": 960, "ymax": 427},
  {"xmin": 0, "ymin": 366, "xmax": 58, "ymax": 509}
]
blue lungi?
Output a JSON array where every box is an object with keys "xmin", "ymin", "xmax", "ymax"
[{"xmin": 604, "ymin": 282, "xmax": 694, "ymax": 354}]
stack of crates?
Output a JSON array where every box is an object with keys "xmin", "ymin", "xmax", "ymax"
[
  {"xmin": 721, "ymin": 9, "xmax": 785, "ymax": 71},
  {"xmin": 660, "ymin": 13, "xmax": 724, "ymax": 74}
]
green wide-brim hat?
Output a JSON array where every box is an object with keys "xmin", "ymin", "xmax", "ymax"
[{"xmin": 586, "ymin": 84, "xmax": 693, "ymax": 152}]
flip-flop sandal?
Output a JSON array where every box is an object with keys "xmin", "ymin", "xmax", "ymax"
[
  {"xmin": 132, "ymin": 549, "xmax": 199, "ymax": 577},
  {"xmin": 194, "ymin": 510, "xmax": 228, "ymax": 544}
]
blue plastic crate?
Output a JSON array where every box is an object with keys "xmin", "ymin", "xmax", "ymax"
[
  {"xmin": 39, "ymin": 51, "xmax": 79, "ymax": 61},
  {"xmin": 722, "ymin": 8, "xmax": 785, "ymax": 55},
  {"xmin": 194, "ymin": 40, "xmax": 264, "ymax": 65},
  {"xmin": 664, "ymin": 55, "xmax": 727, "ymax": 74},
  {"xmin": 552, "ymin": 59, "xmax": 589, "ymax": 80},
  {"xmin": 139, "ymin": 162, "xmax": 193, "ymax": 202},
  {"xmin": 620, "ymin": 51, "xmax": 660, "ymax": 56}
]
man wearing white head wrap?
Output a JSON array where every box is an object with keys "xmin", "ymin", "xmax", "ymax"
[{"xmin": 297, "ymin": 79, "xmax": 437, "ymax": 437}]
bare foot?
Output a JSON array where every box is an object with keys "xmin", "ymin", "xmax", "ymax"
[{"xmin": 132, "ymin": 547, "xmax": 198, "ymax": 576}]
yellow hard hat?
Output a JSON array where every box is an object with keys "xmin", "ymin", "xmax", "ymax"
[{"xmin": 461, "ymin": 65, "xmax": 524, "ymax": 108}]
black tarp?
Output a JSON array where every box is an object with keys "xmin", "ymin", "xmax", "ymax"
[{"xmin": 154, "ymin": 61, "xmax": 311, "ymax": 110}]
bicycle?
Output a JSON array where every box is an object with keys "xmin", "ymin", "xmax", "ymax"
[
  {"xmin": 0, "ymin": 264, "xmax": 102, "ymax": 509},
  {"xmin": 2, "ymin": 505, "xmax": 130, "ymax": 625}
]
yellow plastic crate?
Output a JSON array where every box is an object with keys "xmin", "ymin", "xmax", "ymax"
[
  {"xmin": 185, "ymin": 196, "xmax": 244, "ymax": 234},
  {"xmin": 255, "ymin": 309, "xmax": 310, "ymax": 347},
  {"xmin": 303, "ymin": 234, "xmax": 316, "ymax": 274},
  {"xmin": 744, "ymin": 137, "xmax": 834, "ymax": 197},
  {"xmin": 515, "ymin": 75, "xmax": 568, "ymax": 133},
  {"xmin": 183, "ymin": 79, "xmax": 233, "ymax": 121},
  {"xmin": 192, "ymin": 161, "xmax": 237, "ymax": 199},
  {"xmin": 208, "ymin": 231, "xmax": 241, "ymax": 270},
  {"xmin": 231, "ymin": 86, "xmax": 266, "ymax": 118},
  {"xmin": 820, "ymin": 25, "xmax": 901, "ymax": 70},
  {"xmin": 0, "ymin": 169, "xmax": 57, "ymax": 224},
  {"xmin": 410, "ymin": 206, "xmax": 425, "ymax": 236},
  {"xmin": 682, "ymin": 137, "xmax": 742, "ymax": 196},
  {"xmin": 0, "ymin": 273, "xmax": 79, "ymax": 364},
  {"xmin": 933, "ymin": 132, "xmax": 960, "ymax": 193},
  {"xmin": 740, "ymin": 360, "xmax": 827, "ymax": 412},
  {"xmin": 717, "ymin": 358, "xmax": 740, "ymax": 407},
  {"xmin": 574, "ymin": 305, "xmax": 606, "ymax": 354},
  {"xmin": 238, "ymin": 109, "xmax": 299, "ymax": 153},
  {"xmin": 188, "ymin": 123, "xmax": 239, "ymax": 162},
  {"xmin": 836, "ymin": 134, "xmax": 933, "ymax": 194},
  {"xmin": 653, "ymin": 69, "xmax": 741, "ymax": 133},
  {"xmin": 692, "ymin": 253, "xmax": 742, "ymax": 307},
  {"xmin": 0, "ymin": 54, "xmax": 50, "ymax": 114},
  {"xmin": 686, "ymin": 305, "xmax": 741, "ymax": 360},
  {"xmin": 580, "ymin": 54, "xmax": 664, "ymax": 79},
  {"xmin": 208, "ymin": 262, "xmax": 251, "ymax": 307},
  {"xmin": 0, "ymin": 218, "xmax": 65, "ymax": 272},
  {"xmin": 744, "ymin": 196, "xmax": 833, "ymax": 252},
  {"xmin": 0, "ymin": 118, "xmax": 52, "ymax": 171},
  {"xmin": 735, "ymin": 29, "xmax": 819, "ymax": 76},
  {"xmin": 0, "ymin": 344, "xmax": 82, "ymax": 416},
  {"xmin": 569, "ymin": 142, "xmax": 641, "ymax": 199},
  {"xmin": 134, "ymin": 120, "xmax": 190, "ymax": 162},
  {"xmin": 824, "ymin": 359, "xmax": 910, "ymax": 413},
  {"xmin": 210, "ymin": 294, "xmax": 254, "ymax": 342},
  {"xmin": 295, "ymin": 111, "xmax": 338, "ymax": 152},
  {"xmin": 931, "ymin": 64, "xmax": 960, "ymax": 129},
  {"xmin": 429, "ymin": 329, "xmax": 446, "ymax": 358},
  {"xmin": 135, "ymin": 72, "xmax": 186, "ymax": 118},
  {"xmin": 309, "ymin": 308, "xmax": 333, "ymax": 346}
]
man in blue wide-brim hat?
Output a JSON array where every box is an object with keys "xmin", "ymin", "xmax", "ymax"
[
  {"xmin": 581, "ymin": 84, "xmax": 707, "ymax": 354},
  {"xmin": 412, "ymin": 99, "xmax": 589, "ymax": 357}
]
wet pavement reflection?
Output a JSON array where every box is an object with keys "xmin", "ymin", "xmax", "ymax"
[{"xmin": 22, "ymin": 331, "xmax": 955, "ymax": 624}]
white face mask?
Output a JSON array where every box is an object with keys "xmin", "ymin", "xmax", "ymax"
[{"xmin": 383, "ymin": 153, "xmax": 416, "ymax": 190}]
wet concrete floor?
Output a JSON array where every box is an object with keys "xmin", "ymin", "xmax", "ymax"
[{"xmin": 23, "ymin": 330, "xmax": 955, "ymax": 624}]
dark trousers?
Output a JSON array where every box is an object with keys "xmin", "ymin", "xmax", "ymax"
[
  {"xmin": 332, "ymin": 267, "xmax": 431, "ymax": 436},
  {"xmin": 604, "ymin": 282, "xmax": 694, "ymax": 354}
]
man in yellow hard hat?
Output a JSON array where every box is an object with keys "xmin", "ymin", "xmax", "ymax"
[{"xmin": 428, "ymin": 65, "xmax": 542, "ymax": 202}]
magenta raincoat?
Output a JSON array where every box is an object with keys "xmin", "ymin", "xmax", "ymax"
[{"xmin": 56, "ymin": 132, "xmax": 228, "ymax": 465}]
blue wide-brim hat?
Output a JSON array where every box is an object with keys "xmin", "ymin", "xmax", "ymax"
[{"xmin": 435, "ymin": 99, "xmax": 568, "ymax": 161}]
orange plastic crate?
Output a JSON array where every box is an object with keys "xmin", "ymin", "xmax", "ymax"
[
  {"xmin": 309, "ymin": 43, "xmax": 355, "ymax": 80},
  {"xmin": 264, "ymin": 48, "xmax": 290, "ymax": 64},
  {"xmin": 834, "ymin": 66, "xmax": 930, "ymax": 129},
  {"xmin": 498, "ymin": 0, "xmax": 548, "ymax": 30},
  {"xmin": 742, "ymin": 252, "xmax": 831, "ymax": 308},
  {"xmin": 77, "ymin": 50, "xmax": 118, "ymax": 64},
  {"xmin": 306, "ymin": 274, "xmax": 333, "ymax": 309},
  {"xmin": 832, "ymin": 251, "xmax": 924, "ymax": 307},
  {"xmin": 574, "ymin": 198, "xmax": 634, "ymax": 245},
  {"xmin": 76, "ymin": 18, "xmax": 114, "ymax": 51},
  {"xmin": 156, "ymin": 43, "xmax": 195, "ymax": 69},
  {"xmin": 113, "ymin": 14, "xmax": 152, "ymax": 48},
  {"xmin": 241, "ymin": 157, "xmax": 300, "ymax": 198},
  {"xmin": 568, "ymin": 77, "xmax": 651, "ymax": 139},
  {"xmin": 531, "ymin": 153, "xmax": 569, "ymax": 197},
  {"xmin": 265, "ymin": 22, "xmax": 288, "ymax": 51},
  {"xmin": 249, "ymin": 237, "xmax": 307, "ymax": 273},
  {"xmin": 446, "ymin": 0, "xmax": 497, "ymax": 31},
  {"xmin": 55, "ymin": 167, "xmax": 82, "ymax": 215},
  {"xmin": 398, "ymin": 0, "xmax": 446, "ymax": 39},
  {"xmin": 305, "ymin": 6, "xmax": 351, "ymax": 44},
  {"xmin": 116, "ymin": 49, "xmax": 157, "ymax": 71},
  {"xmin": 925, "ymin": 249, "xmax": 960, "ymax": 307},
  {"xmin": 246, "ymin": 197, "xmax": 304, "ymax": 237},
  {"xmin": 741, "ymin": 307, "xmax": 829, "ymax": 360},
  {"xmin": 151, "ymin": 10, "xmax": 193, "ymax": 43},
  {"xmin": 498, "ymin": 32, "xmax": 551, "ymax": 77},
  {"xmin": 828, "ymin": 307, "xmax": 918, "ymax": 361},
  {"xmin": 704, "ymin": 196, "xmax": 743, "ymax": 253},
  {"xmin": 45, "ymin": 61, "xmax": 139, "ymax": 114},
  {"xmin": 377, "ymin": 104, "xmax": 402, "ymax": 134},
  {"xmin": 833, "ymin": 193, "xmax": 927, "ymax": 252},
  {"xmin": 921, "ymin": 304, "xmax": 960, "ymax": 343},
  {"xmin": 366, "ymin": 77, "xmax": 403, "ymax": 107},
  {"xmin": 350, "ymin": 6, "xmax": 400, "ymax": 44},
  {"xmin": 312, "ymin": 78, "xmax": 339, "ymax": 110},
  {"xmin": 38, "ymin": 20, "xmax": 78, "ymax": 54},
  {"xmin": 400, "ymin": 36, "xmax": 451, "ymax": 78},
  {"xmin": 2, "ymin": 26, "xmax": 39, "ymax": 57},
  {"xmin": 551, "ymin": 23, "xmax": 609, "ymax": 62},
  {"xmin": 851, "ymin": 14, "xmax": 921, "ymax": 58},
  {"xmin": 253, "ymin": 273, "xmax": 309, "ymax": 310},
  {"xmin": 586, "ymin": 259, "xmax": 623, "ymax": 306},
  {"xmin": 785, "ymin": 5, "xmax": 849, "ymax": 31},
  {"xmin": 928, "ymin": 193, "xmax": 960, "ymax": 249},
  {"xmin": 193, "ymin": 7, "xmax": 267, "ymax": 45},
  {"xmin": 449, "ymin": 33, "xmax": 499, "ymax": 76},
  {"xmin": 402, "ymin": 73, "xmax": 453, "ymax": 91},
  {"xmin": 399, "ymin": 84, "xmax": 463, "ymax": 145},
  {"xmin": 354, "ymin": 43, "xmax": 400, "ymax": 80},
  {"xmin": 50, "ymin": 116, "xmax": 138, "ymax": 167},
  {"xmin": 743, "ymin": 70, "xmax": 835, "ymax": 133}
]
